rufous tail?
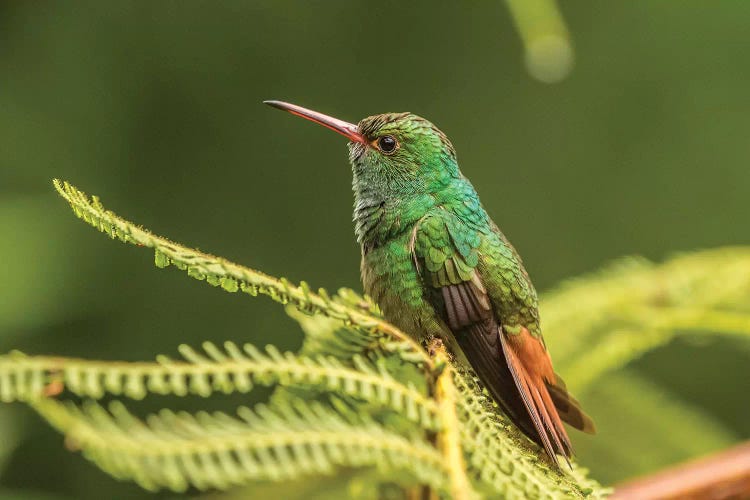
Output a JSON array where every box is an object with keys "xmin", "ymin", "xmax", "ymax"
[{"xmin": 499, "ymin": 327, "xmax": 595, "ymax": 466}]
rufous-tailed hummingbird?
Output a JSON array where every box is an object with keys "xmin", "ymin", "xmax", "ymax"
[{"xmin": 264, "ymin": 100, "xmax": 596, "ymax": 466}]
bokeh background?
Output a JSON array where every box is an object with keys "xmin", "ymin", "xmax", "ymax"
[{"xmin": 1, "ymin": 2, "xmax": 749, "ymax": 498}]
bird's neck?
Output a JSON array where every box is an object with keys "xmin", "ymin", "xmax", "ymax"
[
  {"xmin": 352, "ymin": 190, "xmax": 432, "ymax": 251},
  {"xmin": 352, "ymin": 176, "xmax": 485, "ymax": 251}
]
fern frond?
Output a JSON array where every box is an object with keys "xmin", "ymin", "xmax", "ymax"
[
  {"xmin": 451, "ymin": 368, "xmax": 609, "ymax": 499},
  {"xmin": 271, "ymin": 309, "xmax": 432, "ymax": 436},
  {"xmin": 542, "ymin": 249, "xmax": 750, "ymax": 389},
  {"xmin": 52, "ymin": 180, "xmax": 430, "ymax": 368},
  {"xmin": 44, "ymin": 179, "xmax": 613, "ymax": 497},
  {"xmin": 0, "ymin": 344, "xmax": 438, "ymax": 429},
  {"xmin": 286, "ymin": 307, "xmax": 382, "ymax": 361},
  {"xmin": 29, "ymin": 397, "xmax": 448, "ymax": 493}
]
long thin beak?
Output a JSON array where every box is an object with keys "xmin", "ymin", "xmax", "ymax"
[{"xmin": 264, "ymin": 100, "xmax": 366, "ymax": 144}]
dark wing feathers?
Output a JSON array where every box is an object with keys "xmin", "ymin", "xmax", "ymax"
[
  {"xmin": 442, "ymin": 281, "xmax": 490, "ymax": 330},
  {"xmin": 458, "ymin": 318, "xmax": 541, "ymax": 440}
]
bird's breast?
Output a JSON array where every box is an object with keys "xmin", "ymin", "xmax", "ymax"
[{"xmin": 360, "ymin": 233, "xmax": 441, "ymax": 341}]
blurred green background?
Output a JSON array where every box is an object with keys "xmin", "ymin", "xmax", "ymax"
[{"xmin": 1, "ymin": 2, "xmax": 748, "ymax": 498}]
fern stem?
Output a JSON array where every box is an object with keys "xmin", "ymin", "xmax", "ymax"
[
  {"xmin": 429, "ymin": 339, "xmax": 474, "ymax": 500},
  {"xmin": 612, "ymin": 441, "xmax": 750, "ymax": 500},
  {"xmin": 505, "ymin": 0, "xmax": 573, "ymax": 83}
]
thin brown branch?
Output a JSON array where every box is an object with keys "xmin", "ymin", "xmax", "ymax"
[{"xmin": 612, "ymin": 441, "xmax": 750, "ymax": 500}]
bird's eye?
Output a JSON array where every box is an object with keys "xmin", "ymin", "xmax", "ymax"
[{"xmin": 377, "ymin": 135, "xmax": 398, "ymax": 154}]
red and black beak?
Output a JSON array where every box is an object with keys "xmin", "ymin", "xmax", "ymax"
[{"xmin": 264, "ymin": 100, "xmax": 366, "ymax": 144}]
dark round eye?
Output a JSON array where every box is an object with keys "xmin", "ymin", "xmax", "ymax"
[{"xmin": 378, "ymin": 135, "xmax": 398, "ymax": 154}]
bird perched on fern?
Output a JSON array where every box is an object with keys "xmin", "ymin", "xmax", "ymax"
[{"xmin": 265, "ymin": 100, "xmax": 596, "ymax": 467}]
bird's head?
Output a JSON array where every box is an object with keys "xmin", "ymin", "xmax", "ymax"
[{"xmin": 265, "ymin": 100, "xmax": 459, "ymax": 198}]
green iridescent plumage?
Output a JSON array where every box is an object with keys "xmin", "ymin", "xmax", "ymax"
[
  {"xmin": 351, "ymin": 113, "xmax": 539, "ymax": 339},
  {"xmin": 266, "ymin": 101, "xmax": 595, "ymax": 466}
]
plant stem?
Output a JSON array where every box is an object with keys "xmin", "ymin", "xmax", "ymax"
[
  {"xmin": 430, "ymin": 338, "xmax": 473, "ymax": 500},
  {"xmin": 612, "ymin": 441, "xmax": 750, "ymax": 500}
]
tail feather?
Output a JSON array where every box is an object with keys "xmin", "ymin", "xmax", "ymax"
[
  {"xmin": 547, "ymin": 381, "xmax": 597, "ymax": 434},
  {"xmin": 503, "ymin": 346, "xmax": 558, "ymax": 460},
  {"xmin": 538, "ymin": 382, "xmax": 573, "ymax": 456},
  {"xmin": 498, "ymin": 327, "xmax": 574, "ymax": 464},
  {"xmin": 532, "ymin": 385, "xmax": 572, "ymax": 467}
]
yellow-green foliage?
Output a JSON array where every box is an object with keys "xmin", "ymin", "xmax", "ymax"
[
  {"xmin": 543, "ymin": 248, "xmax": 750, "ymax": 389},
  {"xmin": 0, "ymin": 180, "xmax": 748, "ymax": 498}
]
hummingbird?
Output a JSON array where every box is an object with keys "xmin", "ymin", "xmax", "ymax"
[{"xmin": 264, "ymin": 100, "xmax": 596, "ymax": 465}]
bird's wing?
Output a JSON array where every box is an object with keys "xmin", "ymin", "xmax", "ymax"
[{"xmin": 413, "ymin": 212, "xmax": 594, "ymax": 462}]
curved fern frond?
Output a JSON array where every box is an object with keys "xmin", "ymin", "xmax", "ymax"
[
  {"xmin": 0, "ymin": 344, "xmax": 438, "ymax": 429},
  {"xmin": 451, "ymin": 368, "xmax": 609, "ymax": 499},
  {"xmin": 542, "ymin": 249, "xmax": 750, "ymax": 390},
  {"xmin": 29, "ymin": 397, "xmax": 448, "ymax": 493},
  {"xmin": 53, "ymin": 180, "xmax": 430, "ymax": 368}
]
